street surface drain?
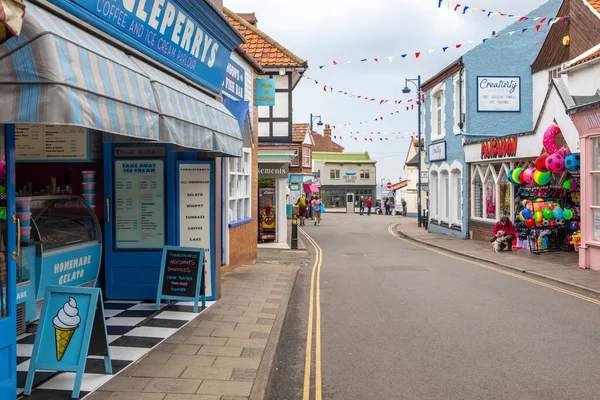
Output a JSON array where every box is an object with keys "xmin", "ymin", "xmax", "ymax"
[
  {"xmin": 343, "ymin": 253, "xmax": 367, "ymax": 256},
  {"xmin": 371, "ymin": 265, "xmax": 429, "ymax": 272}
]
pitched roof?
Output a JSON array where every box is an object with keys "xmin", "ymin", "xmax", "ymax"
[
  {"xmin": 391, "ymin": 181, "xmax": 407, "ymax": 190},
  {"xmin": 292, "ymin": 123, "xmax": 310, "ymax": 142},
  {"xmin": 586, "ymin": 0, "xmax": 600, "ymax": 14},
  {"xmin": 406, "ymin": 153, "xmax": 420, "ymax": 167},
  {"xmin": 571, "ymin": 48, "xmax": 600, "ymax": 66},
  {"xmin": 312, "ymin": 152, "xmax": 375, "ymax": 163},
  {"xmin": 223, "ymin": 8, "xmax": 307, "ymax": 68},
  {"xmin": 311, "ymin": 132, "xmax": 345, "ymax": 152}
]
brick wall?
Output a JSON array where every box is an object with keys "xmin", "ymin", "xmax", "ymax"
[{"xmin": 222, "ymin": 70, "xmax": 259, "ymax": 274}]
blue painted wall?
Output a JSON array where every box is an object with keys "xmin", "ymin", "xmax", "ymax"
[{"xmin": 424, "ymin": 0, "xmax": 562, "ymax": 238}]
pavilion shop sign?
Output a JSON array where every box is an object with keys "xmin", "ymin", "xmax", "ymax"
[
  {"xmin": 481, "ymin": 137, "xmax": 518, "ymax": 159},
  {"xmin": 76, "ymin": 0, "xmax": 231, "ymax": 89}
]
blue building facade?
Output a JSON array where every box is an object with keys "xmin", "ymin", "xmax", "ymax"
[{"xmin": 423, "ymin": 0, "xmax": 562, "ymax": 238}]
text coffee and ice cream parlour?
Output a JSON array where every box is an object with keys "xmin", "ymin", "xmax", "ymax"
[{"xmin": 0, "ymin": 0, "xmax": 244, "ymax": 395}]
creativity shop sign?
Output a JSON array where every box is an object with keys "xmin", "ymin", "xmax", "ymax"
[{"xmin": 25, "ymin": 286, "xmax": 111, "ymax": 398}]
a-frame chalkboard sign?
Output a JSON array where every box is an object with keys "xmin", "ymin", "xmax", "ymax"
[{"xmin": 156, "ymin": 246, "xmax": 206, "ymax": 312}]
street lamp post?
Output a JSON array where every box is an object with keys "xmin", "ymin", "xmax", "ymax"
[
  {"xmin": 402, "ymin": 75, "xmax": 423, "ymax": 227},
  {"xmin": 310, "ymin": 113, "xmax": 324, "ymax": 131}
]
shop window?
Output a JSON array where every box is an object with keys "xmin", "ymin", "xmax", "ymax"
[
  {"xmin": 330, "ymin": 169, "xmax": 340, "ymax": 179},
  {"xmin": 360, "ymin": 169, "xmax": 370, "ymax": 179},
  {"xmin": 322, "ymin": 189, "xmax": 346, "ymax": 208},
  {"xmin": 451, "ymin": 169, "xmax": 462, "ymax": 224},
  {"xmin": 291, "ymin": 152, "xmax": 299, "ymax": 167},
  {"xmin": 498, "ymin": 169, "xmax": 511, "ymax": 218},
  {"xmin": 592, "ymin": 138, "xmax": 600, "ymax": 240},
  {"xmin": 484, "ymin": 174, "xmax": 497, "ymax": 220},
  {"xmin": 302, "ymin": 147, "xmax": 311, "ymax": 168},
  {"xmin": 430, "ymin": 171, "xmax": 438, "ymax": 219},
  {"xmin": 431, "ymin": 89, "xmax": 445, "ymax": 140},
  {"xmin": 472, "ymin": 170, "xmax": 483, "ymax": 219},
  {"xmin": 440, "ymin": 170, "xmax": 449, "ymax": 222},
  {"xmin": 453, "ymin": 75, "xmax": 461, "ymax": 134},
  {"xmin": 229, "ymin": 149, "xmax": 252, "ymax": 224}
]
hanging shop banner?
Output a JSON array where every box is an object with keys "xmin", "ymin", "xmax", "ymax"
[
  {"xmin": 256, "ymin": 78, "xmax": 275, "ymax": 106},
  {"xmin": 156, "ymin": 246, "xmax": 206, "ymax": 312},
  {"xmin": 481, "ymin": 137, "xmax": 518, "ymax": 159},
  {"xmin": 477, "ymin": 76, "xmax": 521, "ymax": 112},
  {"xmin": 428, "ymin": 141, "xmax": 447, "ymax": 162},
  {"xmin": 16, "ymin": 125, "xmax": 91, "ymax": 161},
  {"xmin": 222, "ymin": 58, "xmax": 245, "ymax": 101},
  {"xmin": 24, "ymin": 286, "xmax": 111, "ymax": 399},
  {"xmin": 71, "ymin": 0, "xmax": 232, "ymax": 89},
  {"xmin": 258, "ymin": 163, "xmax": 288, "ymax": 179},
  {"xmin": 114, "ymin": 159, "xmax": 165, "ymax": 249},
  {"xmin": 177, "ymin": 162, "xmax": 214, "ymax": 299}
]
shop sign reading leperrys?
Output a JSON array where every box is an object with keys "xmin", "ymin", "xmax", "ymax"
[
  {"xmin": 115, "ymin": 160, "xmax": 165, "ymax": 249},
  {"xmin": 73, "ymin": 0, "xmax": 232, "ymax": 89},
  {"xmin": 477, "ymin": 76, "xmax": 521, "ymax": 112},
  {"xmin": 177, "ymin": 162, "xmax": 213, "ymax": 298}
]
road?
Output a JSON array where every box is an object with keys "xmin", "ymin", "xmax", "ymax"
[{"xmin": 270, "ymin": 213, "xmax": 600, "ymax": 400}]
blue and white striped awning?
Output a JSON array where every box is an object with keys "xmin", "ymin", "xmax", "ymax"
[
  {"xmin": 0, "ymin": 2, "xmax": 243, "ymax": 156},
  {"xmin": 133, "ymin": 59, "xmax": 242, "ymax": 156},
  {"xmin": 0, "ymin": 2, "xmax": 159, "ymax": 140}
]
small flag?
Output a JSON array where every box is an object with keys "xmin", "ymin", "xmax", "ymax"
[
  {"xmin": 522, "ymin": 28, "xmax": 528, "ymax": 33},
  {"xmin": 454, "ymin": 4, "xmax": 461, "ymax": 12},
  {"xmin": 323, "ymin": 85, "xmax": 327, "ymax": 92},
  {"xmin": 535, "ymin": 24, "xmax": 542, "ymax": 31},
  {"xmin": 415, "ymin": 52, "xmax": 421, "ymax": 58},
  {"xmin": 388, "ymin": 56, "xmax": 394, "ymax": 63},
  {"xmin": 319, "ymin": 65, "xmax": 325, "ymax": 69},
  {"xmin": 462, "ymin": 6, "xmax": 469, "ymax": 14},
  {"xmin": 374, "ymin": 58, "xmax": 379, "ymax": 62},
  {"xmin": 540, "ymin": 18, "xmax": 547, "ymax": 23},
  {"xmin": 442, "ymin": 47, "xmax": 449, "ymax": 52},
  {"xmin": 456, "ymin": 44, "xmax": 462, "ymax": 48},
  {"xmin": 547, "ymin": 18, "xmax": 554, "ymax": 25},
  {"xmin": 401, "ymin": 54, "xmax": 407, "ymax": 58},
  {"xmin": 519, "ymin": 16, "xmax": 528, "ymax": 21},
  {"xmin": 333, "ymin": 60, "xmax": 338, "ymax": 65},
  {"xmin": 428, "ymin": 49, "xmax": 436, "ymax": 54},
  {"xmin": 360, "ymin": 58, "xmax": 368, "ymax": 62}
]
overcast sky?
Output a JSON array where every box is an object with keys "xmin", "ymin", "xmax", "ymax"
[{"xmin": 224, "ymin": 0, "xmax": 550, "ymax": 188}]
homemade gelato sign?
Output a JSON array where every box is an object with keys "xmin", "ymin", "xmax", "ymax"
[
  {"xmin": 477, "ymin": 76, "xmax": 521, "ymax": 112},
  {"xmin": 115, "ymin": 159, "xmax": 165, "ymax": 249},
  {"xmin": 177, "ymin": 162, "xmax": 214, "ymax": 299},
  {"xmin": 16, "ymin": 125, "xmax": 89, "ymax": 161},
  {"xmin": 156, "ymin": 246, "xmax": 206, "ymax": 312},
  {"xmin": 24, "ymin": 286, "xmax": 111, "ymax": 399}
]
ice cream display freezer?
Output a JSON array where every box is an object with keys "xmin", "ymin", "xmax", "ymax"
[{"xmin": 15, "ymin": 195, "xmax": 102, "ymax": 328}]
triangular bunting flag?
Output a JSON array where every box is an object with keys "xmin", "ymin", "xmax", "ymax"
[
  {"xmin": 442, "ymin": 47, "xmax": 449, "ymax": 52},
  {"xmin": 415, "ymin": 52, "xmax": 421, "ymax": 58}
]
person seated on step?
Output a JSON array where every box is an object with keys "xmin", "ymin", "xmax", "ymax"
[{"xmin": 490, "ymin": 216, "xmax": 515, "ymax": 251}]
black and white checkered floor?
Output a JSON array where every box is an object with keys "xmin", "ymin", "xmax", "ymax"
[{"xmin": 17, "ymin": 299, "xmax": 214, "ymax": 399}]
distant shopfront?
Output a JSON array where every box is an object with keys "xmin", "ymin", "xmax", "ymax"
[
  {"xmin": 0, "ymin": 0, "xmax": 244, "ymax": 395},
  {"xmin": 258, "ymin": 159, "xmax": 292, "ymax": 243}
]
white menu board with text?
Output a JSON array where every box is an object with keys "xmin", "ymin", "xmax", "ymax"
[
  {"xmin": 16, "ymin": 125, "xmax": 89, "ymax": 160},
  {"xmin": 115, "ymin": 160, "xmax": 165, "ymax": 249},
  {"xmin": 178, "ymin": 163, "xmax": 213, "ymax": 298}
]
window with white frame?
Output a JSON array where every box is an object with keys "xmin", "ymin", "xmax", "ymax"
[
  {"xmin": 302, "ymin": 147, "xmax": 311, "ymax": 167},
  {"xmin": 432, "ymin": 89, "xmax": 445, "ymax": 140},
  {"xmin": 330, "ymin": 169, "xmax": 340, "ymax": 179},
  {"xmin": 228, "ymin": 149, "xmax": 252, "ymax": 224},
  {"xmin": 461, "ymin": 75, "xmax": 466, "ymax": 127},
  {"xmin": 430, "ymin": 171, "xmax": 438, "ymax": 219},
  {"xmin": 440, "ymin": 170, "xmax": 450, "ymax": 222},
  {"xmin": 591, "ymin": 138, "xmax": 600, "ymax": 241},
  {"xmin": 472, "ymin": 168, "xmax": 484, "ymax": 219},
  {"xmin": 451, "ymin": 169, "xmax": 462, "ymax": 224},
  {"xmin": 453, "ymin": 76, "xmax": 461, "ymax": 134},
  {"xmin": 484, "ymin": 171, "xmax": 497, "ymax": 220},
  {"xmin": 471, "ymin": 163, "xmax": 516, "ymax": 222},
  {"xmin": 360, "ymin": 169, "xmax": 370, "ymax": 179},
  {"xmin": 548, "ymin": 67, "xmax": 561, "ymax": 84},
  {"xmin": 291, "ymin": 151, "xmax": 299, "ymax": 167}
]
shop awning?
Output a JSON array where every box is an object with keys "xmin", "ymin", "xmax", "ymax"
[
  {"xmin": 133, "ymin": 59, "xmax": 242, "ymax": 156},
  {"xmin": 0, "ymin": 2, "xmax": 160, "ymax": 140},
  {"xmin": 303, "ymin": 183, "xmax": 319, "ymax": 193}
]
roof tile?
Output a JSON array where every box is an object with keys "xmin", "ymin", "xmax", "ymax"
[
  {"xmin": 588, "ymin": 0, "xmax": 600, "ymax": 14},
  {"xmin": 572, "ymin": 48, "xmax": 600, "ymax": 66}
]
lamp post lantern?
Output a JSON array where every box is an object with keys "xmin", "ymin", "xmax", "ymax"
[
  {"xmin": 402, "ymin": 75, "xmax": 423, "ymax": 227},
  {"xmin": 310, "ymin": 113, "xmax": 324, "ymax": 131}
]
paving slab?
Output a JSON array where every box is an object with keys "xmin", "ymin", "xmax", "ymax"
[{"xmin": 92, "ymin": 249, "xmax": 304, "ymax": 400}]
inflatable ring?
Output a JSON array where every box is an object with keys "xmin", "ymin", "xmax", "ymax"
[{"xmin": 543, "ymin": 123, "xmax": 562, "ymax": 155}]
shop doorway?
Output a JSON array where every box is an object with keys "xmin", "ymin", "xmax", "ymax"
[
  {"xmin": 0, "ymin": 127, "xmax": 17, "ymax": 397},
  {"xmin": 346, "ymin": 193, "xmax": 355, "ymax": 213},
  {"xmin": 259, "ymin": 181, "xmax": 277, "ymax": 242}
]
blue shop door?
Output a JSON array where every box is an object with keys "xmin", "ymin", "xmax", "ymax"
[
  {"xmin": 0, "ymin": 127, "xmax": 17, "ymax": 397},
  {"xmin": 103, "ymin": 144, "xmax": 172, "ymax": 300}
]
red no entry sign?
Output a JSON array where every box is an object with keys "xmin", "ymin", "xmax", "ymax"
[{"xmin": 386, "ymin": 181, "xmax": 392, "ymax": 189}]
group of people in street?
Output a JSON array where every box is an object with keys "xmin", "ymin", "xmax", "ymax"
[
  {"xmin": 297, "ymin": 194, "xmax": 323, "ymax": 226},
  {"xmin": 358, "ymin": 197, "xmax": 373, "ymax": 216}
]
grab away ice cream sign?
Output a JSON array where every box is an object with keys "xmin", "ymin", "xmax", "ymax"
[{"xmin": 24, "ymin": 287, "xmax": 112, "ymax": 399}]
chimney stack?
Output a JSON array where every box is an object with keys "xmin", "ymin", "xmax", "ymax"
[
  {"xmin": 239, "ymin": 13, "xmax": 258, "ymax": 26},
  {"xmin": 323, "ymin": 124, "xmax": 332, "ymax": 140}
]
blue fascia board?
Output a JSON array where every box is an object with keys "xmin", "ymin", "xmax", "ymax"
[
  {"xmin": 228, "ymin": 217, "xmax": 252, "ymax": 228},
  {"xmin": 47, "ymin": 0, "xmax": 243, "ymax": 94}
]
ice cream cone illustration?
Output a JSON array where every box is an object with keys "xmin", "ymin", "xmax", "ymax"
[{"xmin": 52, "ymin": 297, "xmax": 81, "ymax": 361}]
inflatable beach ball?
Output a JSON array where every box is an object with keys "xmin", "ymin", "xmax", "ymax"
[
  {"xmin": 535, "ymin": 155, "xmax": 549, "ymax": 172},
  {"xmin": 565, "ymin": 153, "xmax": 580, "ymax": 173},
  {"xmin": 534, "ymin": 170, "xmax": 551, "ymax": 185},
  {"xmin": 546, "ymin": 154, "xmax": 565, "ymax": 173}
]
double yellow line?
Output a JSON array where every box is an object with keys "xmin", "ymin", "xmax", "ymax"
[
  {"xmin": 300, "ymin": 228, "xmax": 323, "ymax": 400},
  {"xmin": 388, "ymin": 224, "xmax": 600, "ymax": 306}
]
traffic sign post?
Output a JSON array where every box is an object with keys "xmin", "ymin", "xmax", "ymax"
[{"xmin": 386, "ymin": 181, "xmax": 392, "ymax": 190}]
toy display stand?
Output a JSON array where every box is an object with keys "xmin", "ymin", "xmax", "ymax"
[{"xmin": 526, "ymin": 227, "xmax": 567, "ymax": 255}]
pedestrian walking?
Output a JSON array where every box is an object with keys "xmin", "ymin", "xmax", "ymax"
[
  {"xmin": 401, "ymin": 199, "xmax": 407, "ymax": 216},
  {"xmin": 366, "ymin": 197, "xmax": 373, "ymax": 216},
  {"xmin": 384, "ymin": 198, "xmax": 391, "ymax": 215},
  {"xmin": 359, "ymin": 196, "xmax": 365, "ymax": 215},
  {"xmin": 297, "ymin": 195, "xmax": 307, "ymax": 226},
  {"xmin": 312, "ymin": 195, "xmax": 323, "ymax": 225},
  {"xmin": 309, "ymin": 195, "xmax": 315, "ymax": 220}
]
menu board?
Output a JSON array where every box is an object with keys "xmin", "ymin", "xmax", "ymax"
[
  {"xmin": 160, "ymin": 248, "xmax": 204, "ymax": 298},
  {"xmin": 178, "ymin": 162, "xmax": 213, "ymax": 298},
  {"xmin": 115, "ymin": 159, "xmax": 165, "ymax": 249},
  {"xmin": 16, "ymin": 125, "xmax": 89, "ymax": 160}
]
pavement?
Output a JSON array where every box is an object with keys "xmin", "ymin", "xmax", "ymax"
[
  {"xmin": 271, "ymin": 213, "xmax": 600, "ymax": 400},
  {"xmin": 87, "ymin": 247, "xmax": 308, "ymax": 400},
  {"xmin": 394, "ymin": 217, "xmax": 600, "ymax": 295}
]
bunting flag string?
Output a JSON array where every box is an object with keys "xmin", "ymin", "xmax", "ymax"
[
  {"xmin": 306, "ymin": 16, "xmax": 567, "ymax": 70},
  {"xmin": 330, "ymin": 131, "xmax": 419, "ymax": 142},
  {"xmin": 307, "ymin": 105, "xmax": 417, "ymax": 133},
  {"xmin": 438, "ymin": 0, "xmax": 561, "ymax": 22},
  {"xmin": 293, "ymin": 70, "xmax": 422, "ymax": 107}
]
